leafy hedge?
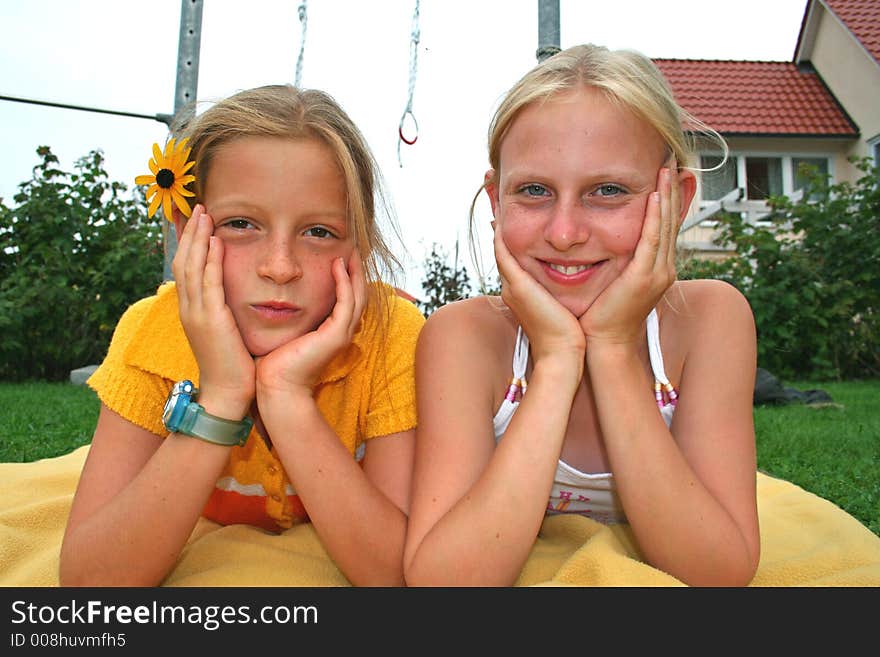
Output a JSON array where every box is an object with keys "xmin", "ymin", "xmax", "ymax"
[
  {"xmin": 680, "ymin": 158, "xmax": 879, "ymax": 381},
  {"xmin": 418, "ymin": 242, "xmax": 472, "ymax": 316},
  {"xmin": 0, "ymin": 146, "xmax": 164, "ymax": 381}
]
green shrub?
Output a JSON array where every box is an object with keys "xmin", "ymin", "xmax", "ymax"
[
  {"xmin": 418, "ymin": 241, "xmax": 472, "ymax": 316},
  {"xmin": 681, "ymin": 157, "xmax": 879, "ymax": 381},
  {"xmin": 0, "ymin": 146, "xmax": 164, "ymax": 381}
]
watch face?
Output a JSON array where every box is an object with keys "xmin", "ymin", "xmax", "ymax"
[{"xmin": 163, "ymin": 380, "xmax": 195, "ymax": 432}]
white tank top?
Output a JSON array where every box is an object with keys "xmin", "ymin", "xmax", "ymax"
[{"xmin": 492, "ymin": 309, "xmax": 677, "ymax": 524}]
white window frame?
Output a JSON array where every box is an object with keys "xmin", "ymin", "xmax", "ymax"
[
  {"xmin": 696, "ymin": 151, "xmax": 833, "ymax": 226},
  {"xmin": 699, "ymin": 151, "xmax": 834, "ymax": 200},
  {"xmin": 868, "ymin": 135, "xmax": 880, "ymax": 171}
]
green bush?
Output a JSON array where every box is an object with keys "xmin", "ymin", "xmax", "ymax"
[
  {"xmin": 681, "ymin": 157, "xmax": 879, "ymax": 380},
  {"xmin": 0, "ymin": 146, "xmax": 164, "ymax": 381},
  {"xmin": 418, "ymin": 241, "xmax": 472, "ymax": 316}
]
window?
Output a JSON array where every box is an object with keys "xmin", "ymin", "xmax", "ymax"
[
  {"xmin": 700, "ymin": 155, "xmax": 738, "ymax": 200},
  {"xmin": 745, "ymin": 157, "xmax": 783, "ymax": 199},
  {"xmin": 792, "ymin": 157, "xmax": 829, "ymax": 200},
  {"xmin": 697, "ymin": 151, "xmax": 832, "ymax": 205}
]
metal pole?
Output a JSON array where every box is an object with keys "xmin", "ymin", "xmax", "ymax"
[
  {"xmin": 536, "ymin": 0, "xmax": 560, "ymax": 62},
  {"xmin": 163, "ymin": 0, "xmax": 204, "ymax": 281}
]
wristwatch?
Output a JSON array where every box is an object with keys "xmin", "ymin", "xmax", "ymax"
[{"xmin": 162, "ymin": 380, "xmax": 253, "ymax": 446}]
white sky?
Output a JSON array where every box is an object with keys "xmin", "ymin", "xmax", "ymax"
[{"xmin": 1, "ymin": 0, "xmax": 808, "ymax": 295}]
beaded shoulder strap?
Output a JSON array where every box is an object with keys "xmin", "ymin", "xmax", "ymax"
[
  {"xmin": 647, "ymin": 308, "xmax": 678, "ymax": 408},
  {"xmin": 504, "ymin": 326, "xmax": 529, "ymax": 403},
  {"xmin": 509, "ymin": 318, "xmax": 675, "ymax": 409}
]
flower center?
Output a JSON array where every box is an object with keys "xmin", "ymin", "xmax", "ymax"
[{"xmin": 156, "ymin": 169, "xmax": 175, "ymax": 189}]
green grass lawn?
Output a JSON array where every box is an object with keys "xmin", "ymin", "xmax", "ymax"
[
  {"xmin": 0, "ymin": 381, "xmax": 101, "ymax": 463},
  {"xmin": 1, "ymin": 379, "xmax": 878, "ymax": 536},
  {"xmin": 754, "ymin": 379, "xmax": 880, "ymax": 537}
]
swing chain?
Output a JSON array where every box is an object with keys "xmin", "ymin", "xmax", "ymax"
[
  {"xmin": 295, "ymin": 1, "xmax": 308, "ymax": 87},
  {"xmin": 398, "ymin": 0, "xmax": 421, "ymax": 167}
]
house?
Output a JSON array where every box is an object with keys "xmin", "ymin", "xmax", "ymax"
[{"xmin": 655, "ymin": 0, "xmax": 880, "ymax": 256}]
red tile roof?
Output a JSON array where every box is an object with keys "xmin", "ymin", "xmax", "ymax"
[
  {"xmin": 654, "ymin": 59, "xmax": 858, "ymax": 137},
  {"xmin": 825, "ymin": 0, "xmax": 880, "ymax": 64}
]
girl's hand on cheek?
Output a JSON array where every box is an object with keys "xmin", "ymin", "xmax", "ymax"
[
  {"xmin": 256, "ymin": 252, "xmax": 366, "ymax": 401},
  {"xmin": 494, "ymin": 225, "xmax": 585, "ymax": 372},
  {"xmin": 173, "ymin": 204, "xmax": 255, "ymax": 416},
  {"xmin": 578, "ymin": 161, "xmax": 680, "ymax": 347}
]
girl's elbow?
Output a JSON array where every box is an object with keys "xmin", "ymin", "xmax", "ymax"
[
  {"xmin": 59, "ymin": 544, "xmax": 166, "ymax": 587},
  {"xmin": 59, "ymin": 563, "xmax": 162, "ymax": 587},
  {"xmin": 402, "ymin": 535, "xmax": 426, "ymax": 585},
  {"xmin": 402, "ymin": 551, "xmax": 426, "ymax": 586},
  {"xmin": 404, "ymin": 564, "xmax": 446, "ymax": 587},
  {"xmin": 684, "ymin": 545, "xmax": 760, "ymax": 587},
  {"xmin": 351, "ymin": 571, "xmax": 406, "ymax": 587},
  {"xmin": 58, "ymin": 543, "xmax": 87, "ymax": 587},
  {"xmin": 714, "ymin": 556, "xmax": 759, "ymax": 587},
  {"xmin": 726, "ymin": 528, "xmax": 761, "ymax": 586},
  {"xmin": 345, "ymin": 545, "xmax": 408, "ymax": 587},
  {"xmin": 734, "ymin": 541, "xmax": 761, "ymax": 586},
  {"xmin": 58, "ymin": 560, "xmax": 100, "ymax": 587},
  {"xmin": 57, "ymin": 563, "xmax": 80, "ymax": 588},
  {"xmin": 403, "ymin": 547, "xmax": 451, "ymax": 587}
]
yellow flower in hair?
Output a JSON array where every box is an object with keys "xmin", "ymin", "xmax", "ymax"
[{"xmin": 135, "ymin": 137, "xmax": 196, "ymax": 222}]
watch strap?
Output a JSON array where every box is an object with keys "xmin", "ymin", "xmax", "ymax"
[{"xmin": 178, "ymin": 402, "xmax": 254, "ymax": 446}]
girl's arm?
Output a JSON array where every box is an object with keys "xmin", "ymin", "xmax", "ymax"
[
  {"xmin": 580, "ymin": 166, "xmax": 759, "ymax": 585},
  {"xmin": 255, "ymin": 254, "xmax": 414, "ymax": 585},
  {"xmin": 404, "ymin": 229, "xmax": 585, "ymax": 586},
  {"xmin": 589, "ymin": 280, "xmax": 760, "ymax": 586},
  {"xmin": 262, "ymin": 398, "xmax": 415, "ymax": 586},
  {"xmin": 61, "ymin": 205, "xmax": 256, "ymax": 586},
  {"xmin": 59, "ymin": 405, "xmax": 238, "ymax": 586}
]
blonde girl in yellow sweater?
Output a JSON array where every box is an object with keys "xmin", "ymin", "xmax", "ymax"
[{"xmin": 60, "ymin": 85, "xmax": 424, "ymax": 586}]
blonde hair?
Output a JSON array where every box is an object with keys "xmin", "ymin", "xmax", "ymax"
[
  {"xmin": 172, "ymin": 84, "xmax": 402, "ymax": 305},
  {"xmin": 470, "ymin": 43, "xmax": 727, "ymax": 285}
]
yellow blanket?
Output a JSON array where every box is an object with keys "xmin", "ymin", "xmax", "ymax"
[{"xmin": 2, "ymin": 446, "xmax": 879, "ymax": 587}]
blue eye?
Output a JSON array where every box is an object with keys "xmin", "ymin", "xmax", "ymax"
[
  {"xmin": 595, "ymin": 184, "xmax": 625, "ymax": 197},
  {"xmin": 520, "ymin": 184, "xmax": 549, "ymax": 197},
  {"xmin": 305, "ymin": 226, "xmax": 335, "ymax": 239}
]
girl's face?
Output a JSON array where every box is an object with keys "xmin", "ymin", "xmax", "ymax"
[
  {"xmin": 202, "ymin": 135, "xmax": 353, "ymax": 357},
  {"xmin": 487, "ymin": 86, "xmax": 679, "ymax": 317}
]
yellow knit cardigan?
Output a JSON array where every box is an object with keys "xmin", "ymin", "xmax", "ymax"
[{"xmin": 88, "ymin": 281, "xmax": 424, "ymax": 531}]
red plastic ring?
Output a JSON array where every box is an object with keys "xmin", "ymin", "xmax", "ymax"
[{"xmin": 399, "ymin": 124, "xmax": 418, "ymax": 145}]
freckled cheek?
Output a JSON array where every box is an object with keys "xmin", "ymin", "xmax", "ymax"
[
  {"xmin": 611, "ymin": 224, "xmax": 643, "ymax": 254},
  {"xmin": 498, "ymin": 211, "xmax": 540, "ymax": 260},
  {"xmin": 219, "ymin": 248, "xmax": 251, "ymax": 304},
  {"xmin": 302, "ymin": 254, "xmax": 341, "ymax": 313},
  {"xmin": 606, "ymin": 204, "xmax": 648, "ymax": 255},
  {"xmin": 304, "ymin": 258, "xmax": 333, "ymax": 286}
]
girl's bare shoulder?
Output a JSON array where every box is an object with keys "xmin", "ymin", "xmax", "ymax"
[
  {"xmin": 662, "ymin": 279, "xmax": 755, "ymax": 339},
  {"xmin": 418, "ymin": 297, "xmax": 516, "ymax": 368},
  {"xmin": 670, "ymin": 278, "xmax": 751, "ymax": 314}
]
